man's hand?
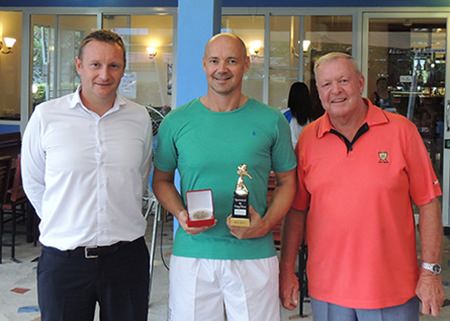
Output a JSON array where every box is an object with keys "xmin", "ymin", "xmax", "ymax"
[
  {"xmin": 279, "ymin": 268, "xmax": 299, "ymax": 310},
  {"xmin": 177, "ymin": 209, "xmax": 216, "ymax": 235},
  {"xmin": 226, "ymin": 205, "xmax": 269, "ymax": 239},
  {"xmin": 416, "ymin": 272, "xmax": 445, "ymax": 316}
]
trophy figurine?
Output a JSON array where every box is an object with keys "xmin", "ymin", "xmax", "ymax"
[{"xmin": 230, "ymin": 164, "xmax": 252, "ymax": 227}]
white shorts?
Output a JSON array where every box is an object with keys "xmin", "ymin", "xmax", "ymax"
[{"xmin": 168, "ymin": 255, "xmax": 280, "ymax": 321}]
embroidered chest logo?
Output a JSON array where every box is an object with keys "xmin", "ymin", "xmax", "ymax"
[{"xmin": 378, "ymin": 151, "xmax": 389, "ymax": 163}]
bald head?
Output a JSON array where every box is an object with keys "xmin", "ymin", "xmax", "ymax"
[
  {"xmin": 202, "ymin": 32, "xmax": 250, "ymax": 99},
  {"xmin": 204, "ymin": 33, "xmax": 248, "ymax": 60}
]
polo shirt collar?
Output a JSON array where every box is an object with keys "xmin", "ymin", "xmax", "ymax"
[
  {"xmin": 317, "ymin": 98, "xmax": 389, "ymax": 138},
  {"xmin": 69, "ymin": 86, "xmax": 126, "ymax": 112}
]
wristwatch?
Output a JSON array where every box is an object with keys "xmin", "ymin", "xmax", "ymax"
[{"xmin": 421, "ymin": 262, "xmax": 442, "ymax": 275}]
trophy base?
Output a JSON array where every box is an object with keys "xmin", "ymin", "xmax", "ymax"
[{"xmin": 229, "ymin": 217, "xmax": 250, "ymax": 227}]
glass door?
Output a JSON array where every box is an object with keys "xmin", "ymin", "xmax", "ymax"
[
  {"xmin": 267, "ymin": 14, "xmax": 353, "ymax": 114},
  {"xmin": 363, "ymin": 14, "xmax": 450, "ymax": 228},
  {"xmin": 221, "ymin": 15, "xmax": 265, "ymax": 102},
  {"xmin": 30, "ymin": 15, "xmax": 97, "ymax": 109},
  {"xmin": 102, "ymin": 14, "xmax": 174, "ymax": 107}
]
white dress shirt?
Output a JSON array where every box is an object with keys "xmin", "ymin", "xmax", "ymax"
[{"xmin": 21, "ymin": 88, "xmax": 152, "ymax": 250}]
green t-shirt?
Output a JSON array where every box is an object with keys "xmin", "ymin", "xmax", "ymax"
[{"xmin": 154, "ymin": 98, "xmax": 296, "ymax": 259}]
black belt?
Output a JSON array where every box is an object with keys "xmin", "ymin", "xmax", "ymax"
[
  {"xmin": 42, "ymin": 239, "xmax": 140, "ymax": 259},
  {"xmin": 81, "ymin": 242, "xmax": 129, "ymax": 259}
]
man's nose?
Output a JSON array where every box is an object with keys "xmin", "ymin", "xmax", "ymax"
[
  {"xmin": 330, "ymin": 82, "xmax": 341, "ymax": 93},
  {"xmin": 98, "ymin": 66, "xmax": 110, "ymax": 79},
  {"xmin": 217, "ymin": 61, "xmax": 228, "ymax": 72}
]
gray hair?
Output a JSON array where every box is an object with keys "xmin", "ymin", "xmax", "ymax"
[{"xmin": 314, "ymin": 52, "xmax": 360, "ymax": 77}]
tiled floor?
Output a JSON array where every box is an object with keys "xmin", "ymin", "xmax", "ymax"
[{"xmin": 1, "ymin": 215, "xmax": 450, "ymax": 321}]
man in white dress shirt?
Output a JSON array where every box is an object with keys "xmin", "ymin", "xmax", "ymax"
[{"xmin": 21, "ymin": 29, "xmax": 152, "ymax": 321}]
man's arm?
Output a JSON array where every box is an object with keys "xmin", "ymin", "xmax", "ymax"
[
  {"xmin": 279, "ymin": 208, "xmax": 306, "ymax": 310},
  {"xmin": 227, "ymin": 168, "xmax": 296, "ymax": 239},
  {"xmin": 416, "ymin": 197, "xmax": 445, "ymax": 316},
  {"xmin": 152, "ymin": 168, "xmax": 215, "ymax": 234},
  {"xmin": 140, "ymin": 113, "xmax": 153, "ymax": 193},
  {"xmin": 21, "ymin": 112, "xmax": 46, "ymax": 217}
]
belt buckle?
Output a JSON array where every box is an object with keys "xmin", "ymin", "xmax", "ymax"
[{"xmin": 84, "ymin": 247, "xmax": 99, "ymax": 259}]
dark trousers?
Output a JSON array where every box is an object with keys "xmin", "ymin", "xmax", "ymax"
[{"xmin": 37, "ymin": 237, "xmax": 149, "ymax": 321}]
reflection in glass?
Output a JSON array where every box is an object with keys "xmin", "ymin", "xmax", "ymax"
[
  {"xmin": 304, "ymin": 16, "xmax": 353, "ymax": 117},
  {"xmin": 0, "ymin": 11, "xmax": 22, "ymax": 120},
  {"xmin": 31, "ymin": 14, "xmax": 174, "ymax": 111},
  {"xmin": 269, "ymin": 16, "xmax": 300, "ymax": 108},
  {"xmin": 367, "ymin": 18, "xmax": 446, "ymax": 179},
  {"xmin": 103, "ymin": 15, "xmax": 174, "ymax": 107},
  {"xmin": 222, "ymin": 15, "xmax": 265, "ymax": 102},
  {"xmin": 31, "ymin": 15, "xmax": 97, "ymax": 109}
]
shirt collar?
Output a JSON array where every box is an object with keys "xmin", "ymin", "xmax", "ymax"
[
  {"xmin": 317, "ymin": 98, "xmax": 389, "ymax": 138},
  {"xmin": 69, "ymin": 86, "xmax": 83, "ymax": 109},
  {"xmin": 69, "ymin": 86, "xmax": 126, "ymax": 113}
]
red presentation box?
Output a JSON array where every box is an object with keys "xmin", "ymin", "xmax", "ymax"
[{"xmin": 186, "ymin": 189, "xmax": 215, "ymax": 227}]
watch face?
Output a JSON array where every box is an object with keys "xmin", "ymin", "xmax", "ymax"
[
  {"xmin": 433, "ymin": 264, "xmax": 442, "ymax": 274},
  {"xmin": 423, "ymin": 262, "xmax": 442, "ymax": 275}
]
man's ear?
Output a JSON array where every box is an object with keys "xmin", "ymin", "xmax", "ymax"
[
  {"xmin": 244, "ymin": 55, "xmax": 250, "ymax": 73},
  {"xmin": 202, "ymin": 58, "xmax": 207, "ymax": 72},
  {"xmin": 358, "ymin": 73, "xmax": 365, "ymax": 94},
  {"xmin": 75, "ymin": 57, "xmax": 82, "ymax": 75}
]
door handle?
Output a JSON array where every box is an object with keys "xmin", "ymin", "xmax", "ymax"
[{"xmin": 447, "ymin": 100, "xmax": 450, "ymax": 132}]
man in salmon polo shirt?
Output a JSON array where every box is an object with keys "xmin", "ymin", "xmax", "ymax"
[{"xmin": 279, "ymin": 52, "xmax": 444, "ymax": 321}]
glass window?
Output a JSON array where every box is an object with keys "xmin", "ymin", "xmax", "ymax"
[
  {"xmin": 269, "ymin": 16, "xmax": 300, "ymax": 108},
  {"xmin": 267, "ymin": 15, "xmax": 352, "ymax": 113},
  {"xmin": 222, "ymin": 15, "xmax": 265, "ymax": 102},
  {"xmin": 0, "ymin": 11, "xmax": 22, "ymax": 120},
  {"xmin": 304, "ymin": 16, "xmax": 353, "ymax": 116},
  {"xmin": 31, "ymin": 15, "xmax": 97, "ymax": 109},
  {"xmin": 367, "ymin": 18, "xmax": 446, "ymax": 179},
  {"xmin": 103, "ymin": 14, "xmax": 174, "ymax": 107}
]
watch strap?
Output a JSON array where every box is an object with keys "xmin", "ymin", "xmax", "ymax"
[{"xmin": 421, "ymin": 262, "xmax": 442, "ymax": 275}]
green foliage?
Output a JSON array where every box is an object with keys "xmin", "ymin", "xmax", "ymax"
[{"xmin": 32, "ymin": 83, "xmax": 46, "ymax": 107}]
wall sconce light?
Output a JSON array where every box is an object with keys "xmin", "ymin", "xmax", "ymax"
[
  {"xmin": 146, "ymin": 46, "xmax": 157, "ymax": 59},
  {"xmin": 302, "ymin": 40, "xmax": 311, "ymax": 52},
  {"xmin": 291, "ymin": 39, "xmax": 312, "ymax": 58},
  {"xmin": 249, "ymin": 40, "xmax": 263, "ymax": 57},
  {"xmin": 0, "ymin": 37, "xmax": 16, "ymax": 54}
]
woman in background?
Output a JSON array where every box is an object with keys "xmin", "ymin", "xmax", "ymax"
[{"xmin": 282, "ymin": 82, "xmax": 315, "ymax": 147}]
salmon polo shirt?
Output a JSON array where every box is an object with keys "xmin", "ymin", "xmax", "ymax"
[{"xmin": 293, "ymin": 99, "xmax": 441, "ymax": 309}]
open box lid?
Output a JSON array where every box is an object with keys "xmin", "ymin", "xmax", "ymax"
[{"xmin": 186, "ymin": 189, "xmax": 215, "ymax": 227}]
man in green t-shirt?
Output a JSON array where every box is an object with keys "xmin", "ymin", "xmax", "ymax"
[{"xmin": 153, "ymin": 33, "xmax": 296, "ymax": 321}]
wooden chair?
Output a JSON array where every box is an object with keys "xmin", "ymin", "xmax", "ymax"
[
  {"xmin": 1, "ymin": 155, "xmax": 30, "ymax": 262},
  {"xmin": 0, "ymin": 156, "xmax": 13, "ymax": 263}
]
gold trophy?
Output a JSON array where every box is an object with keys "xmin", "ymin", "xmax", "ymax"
[{"xmin": 230, "ymin": 164, "xmax": 252, "ymax": 227}]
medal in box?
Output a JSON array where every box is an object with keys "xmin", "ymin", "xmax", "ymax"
[{"xmin": 186, "ymin": 189, "xmax": 215, "ymax": 227}]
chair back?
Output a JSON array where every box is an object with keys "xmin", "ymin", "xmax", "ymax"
[
  {"xmin": 0, "ymin": 156, "xmax": 12, "ymax": 204},
  {"xmin": 9, "ymin": 155, "xmax": 25, "ymax": 203}
]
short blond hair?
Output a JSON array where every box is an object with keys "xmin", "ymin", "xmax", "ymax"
[
  {"xmin": 78, "ymin": 29, "xmax": 126, "ymax": 66},
  {"xmin": 314, "ymin": 52, "xmax": 360, "ymax": 77}
]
